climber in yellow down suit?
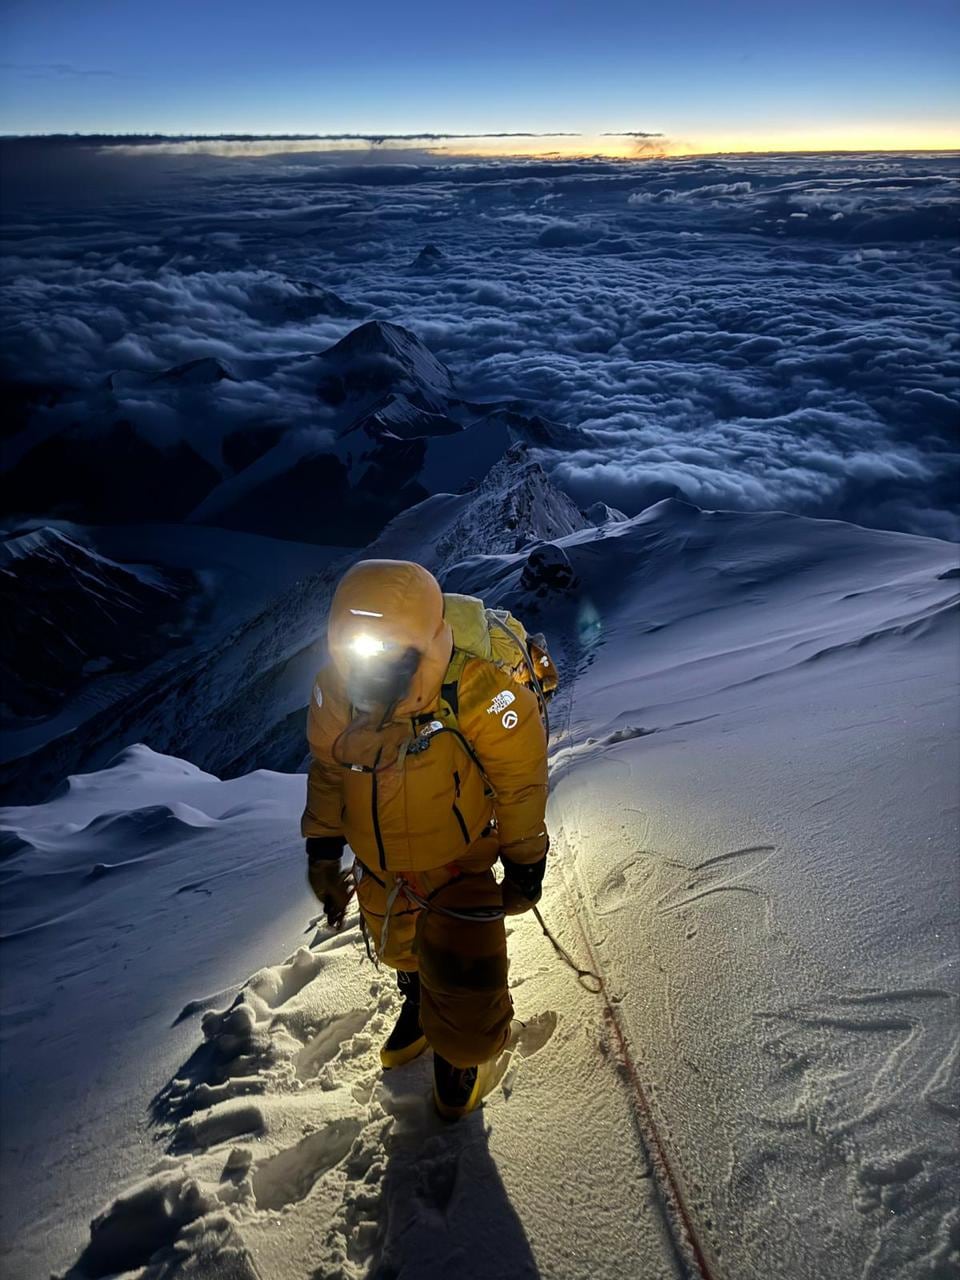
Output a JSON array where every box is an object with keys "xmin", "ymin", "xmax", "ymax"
[{"xmin": 301, "ymin": 558, "xmax": 553, "ymax": 1118}]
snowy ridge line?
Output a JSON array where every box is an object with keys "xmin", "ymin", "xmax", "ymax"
[{"xmin": 554, "ymin": 854, "xmax": 720, "ymax": 1280}]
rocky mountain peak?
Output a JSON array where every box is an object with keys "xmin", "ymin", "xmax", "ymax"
[
  {"xmin": 319, "ymin": 320, "xmax": 454, "ymax": 399},
  {"xmin": 430, "ymin": 444, "xmax": 590, "ymax": 567}
]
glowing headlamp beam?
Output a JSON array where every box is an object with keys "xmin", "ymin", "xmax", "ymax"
[{"xmin": 350, "ymin": 633, "xmax": 388, "ymax": 659}]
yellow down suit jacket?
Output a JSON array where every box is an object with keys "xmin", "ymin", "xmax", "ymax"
[{"xmin": 301, "ymin": 651, "xmax": 548, "ymax": 874}]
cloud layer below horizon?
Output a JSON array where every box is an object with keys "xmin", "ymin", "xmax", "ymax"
[{"xmin": 2, "ymin": 144, "xmax": 958, "ymax": 539}]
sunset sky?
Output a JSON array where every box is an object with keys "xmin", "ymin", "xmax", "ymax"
[{"xmin": 1, "ymin": 0, "xmax": 958, "ymax": 153}]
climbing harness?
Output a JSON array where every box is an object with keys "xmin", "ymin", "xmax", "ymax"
[
  {"xmin": 359, "ymin": 862, "xmax": 506, "ymax": 933},
  {"xmin": 377, "ymin": 877, "xmax": 405, "ymax": 958},
  {"xmin": 354, "ymin": 860, "xmax": 602, "ymax": 992}
]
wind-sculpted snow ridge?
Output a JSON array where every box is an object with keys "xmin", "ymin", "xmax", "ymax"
[
  {"xmin": 372, "ymin": 443, "xmax": 590, "ymax": 568},
  {"xmin": 584, "ymin": 500, "xmax": 629, "ymax": 526}
]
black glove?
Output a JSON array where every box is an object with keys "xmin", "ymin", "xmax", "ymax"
[
  {"xmin": 306, "ymin": 836, "xmax": 353, "ymax": 929},
  {"xmin": 500, "ymin": 849, "xmax": 547, "ymax": 916}
]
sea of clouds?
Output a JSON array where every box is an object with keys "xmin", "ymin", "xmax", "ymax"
[{"xmin": 2, "ymin": 143, "xmax": 957, "ymax": 538}]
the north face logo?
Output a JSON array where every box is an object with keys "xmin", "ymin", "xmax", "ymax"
[{"xmin": 487, "ymin": 689, "xmax": 516, "ymax": 715}]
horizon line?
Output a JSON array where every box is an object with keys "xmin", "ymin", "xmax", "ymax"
[{"xmin": 1, "ymin": 131, "xmax": 958, "ymax": 159}]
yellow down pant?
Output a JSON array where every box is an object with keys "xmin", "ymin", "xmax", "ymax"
[{"xmin": 354, "ymin": 837, "xmax": 512, "ymax": 1069}]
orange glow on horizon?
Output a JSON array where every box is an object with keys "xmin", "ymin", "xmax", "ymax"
[
  {"xmin": 434, "ymin": 121, "xmax": 959, "ymax": 160},
  {"xmin": 106, "ymin": 122, "xmax": 959, "ymax": 162}
]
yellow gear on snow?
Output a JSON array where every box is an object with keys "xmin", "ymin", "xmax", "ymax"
[
  {"xmin": 302, "ymin": 562, "xmax": 551, "ymax": 876},
  {"xmin": 443, "ymin": 592, "xmax": 559, "ymax": 699},
  {"xmin": 301, "ymin": 559, "xmax": 552, "ymax": 1072},
  {"xmin": 379, "ymin": 1032, "xmax": 428, "ymax": 1070}
]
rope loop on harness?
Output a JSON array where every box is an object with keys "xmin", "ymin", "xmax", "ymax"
[
  {"xmin": 394, "ymin": 874, "xmax": 506, "ymax": 923},
  {"xmin": 352, "ymin": 860, "xmax": 602, "ymax": 993},
  {"xmin": 377, "ymin": 878, "xmax": 404, "ymax": 957},
  {"xmin": 358, "ymin": 912, "xmax": 379, "ymax": 968}
]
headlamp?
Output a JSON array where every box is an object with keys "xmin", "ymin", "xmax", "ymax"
[
  {"xmin": 350, "ymin": 633, "xmax": 388, "ymax": 659},
  {"xmin": 344, "ymin": 641, "xmax": 421, "ymax": 712}
]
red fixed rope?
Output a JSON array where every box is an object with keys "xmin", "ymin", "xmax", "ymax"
[{"xmin": 556, "ymin": 893, "xmax": 720, "ymax": 1280}]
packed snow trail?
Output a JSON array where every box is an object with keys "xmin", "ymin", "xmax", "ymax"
[
  {"xmin": 0, "ymin": 753, "xmax": 684, "ymax": 1280},
  {"xmin": 532, "ymin": 657, "xmax": 721, "ymax": 1280},
  {"xmin": 56, "ymin": 894, "xmax": 684, "ymax": 1279}
]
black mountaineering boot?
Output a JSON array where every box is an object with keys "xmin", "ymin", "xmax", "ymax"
[
  {"xmin": 433, "ymin": 1052, "xmax": 482, "ymax": 1120},
  {"xmin": 380, "ymin": 970, "xmax": 428, "ymax": 1069}
]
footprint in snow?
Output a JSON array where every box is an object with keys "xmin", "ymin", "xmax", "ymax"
[
  {"xmin": 415, "ymin": 1141, "xmax": 461, "ymax": 1217},
  {"xmin": 251, "ymin": 1116, "xmax": 365, "ymax": 1211},
  {"xmin": 593, "ymin": 854, "xmax": 656, "ymax": 916},
  {"xmin": 175, "ymin": 1100, "xmax": 266, "ymax": 1152},
  {"xmin": 244, "ymin": 945, "xmax": 326, "ymax": 1009},
  {"xmin": 499, "ymin": 1011, "xmax": 559, "ymax": 1102},
  {"xmin": 295, "ymin": 1008, "xmax": 372, "ymax": 1081}
]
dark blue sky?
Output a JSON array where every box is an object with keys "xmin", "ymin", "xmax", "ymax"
[{"xmin": 2, "ymin": 0, "xmax": 958, "ymax": 151}]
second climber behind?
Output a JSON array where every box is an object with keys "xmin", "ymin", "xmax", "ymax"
[{"xmin": 301, "ymin": 558, "xmax": 553, "ymax": 1119}]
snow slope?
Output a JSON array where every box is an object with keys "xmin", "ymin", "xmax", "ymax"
[
  {"xmin": 0, "ymin": 528, "xmax": 196, "ymax": 721},
  {"xmin": 1, "ymin": 497, "xmax": 957, "ymax": 1280},
  {"xmin": 0, "ymin": 744, "xmax": 674, "ymax": 1280},
  {"xmin": 0, "ymin": 447, "xmax": 588, "ymax": 803},
  {"xmin": 498, "ymin": 501, "xmax": 960, "ymax": 1280},
  {"xmin": 0, "ymin": 524, "xmax": 345, "ymax": 765},
  {"xmin": 0, "ymin": 747, "xmax": 312, "ymax": 1277}
]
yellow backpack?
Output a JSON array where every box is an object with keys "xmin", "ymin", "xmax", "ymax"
[{"xmin": 442, "ymin": 593, "xmax": 558, "ymax": 724}]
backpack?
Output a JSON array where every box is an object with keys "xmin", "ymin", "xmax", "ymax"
[{"xmin": 441, "ymin": 593, "xmax": 558, "ymax": 725}]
